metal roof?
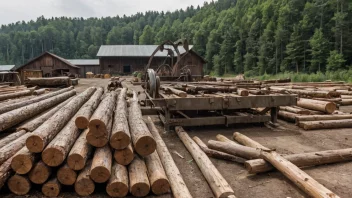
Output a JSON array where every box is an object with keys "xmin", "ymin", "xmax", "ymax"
[
  {"xmin": 97, "ymin": 45, "xmax": 193, "ymax": 57},
  {"xmin": 0, "ymin": 65, "xmax": 15, "ymax": 71},
  {"xmin": 66, "ymin": 59, "xmax": 99, "ymax": 65}
]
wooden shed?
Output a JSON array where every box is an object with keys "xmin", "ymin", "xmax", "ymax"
[
  {"xmin": 97, "ymin": 45, "xmax": 206, "ymax": 78},
  {"xmin": 14, "ymin": 52, "xmax": 80, "ymax": 83},
  {"xmin": 67, "ymin": 59, "xmax": 100, "ymax": 78}
]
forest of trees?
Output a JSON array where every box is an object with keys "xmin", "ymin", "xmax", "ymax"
[{"xmin": 0, "ymin": 0, "xmax": 351, "ymax": 77}]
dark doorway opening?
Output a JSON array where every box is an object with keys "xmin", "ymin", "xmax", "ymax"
[{"xmin": 123, "ymin": 65, "xmax": 131, "ymax": 73}]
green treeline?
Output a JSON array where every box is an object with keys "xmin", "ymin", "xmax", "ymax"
[{"xmin": 0, "ymin": 0, "xmax": 351, "ymax": 77}]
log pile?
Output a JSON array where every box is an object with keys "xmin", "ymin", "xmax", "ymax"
[{"xmin": 0, "ymin": 86, "xmax": 179, "ymax": 197}]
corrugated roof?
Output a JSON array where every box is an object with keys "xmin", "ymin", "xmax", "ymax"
[
  {"xmin": 97, "ymin": 45, "xmax": 193, "ymax": 57},
  {"xmin": 67, "ymin": 59, "xmax": 99, "ymax": 65},
  {"xmin": 0, "ymin": 65, "xmax": 15, "ymax": 71}
]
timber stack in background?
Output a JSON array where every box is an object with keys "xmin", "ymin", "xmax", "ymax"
[{"xmin": 0, "ymin": 85, "xmax": 179, "ymax": 197}]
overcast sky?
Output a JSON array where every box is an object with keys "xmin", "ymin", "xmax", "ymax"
[{"xmin": 0, "ymin": 0, "xmax": 212, "ymax": 25}]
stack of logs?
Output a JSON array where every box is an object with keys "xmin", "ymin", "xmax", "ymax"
[
  {"xmin": 187, "ymin": 131, "xmax": 350, "ymax": 197},
  {"xmin": 0, "ymin": 87, "xmax": 190, "ymax": 197},
  {"xmin": 0, "ymin": 85, "xmax": 48, "ymax": 102}
]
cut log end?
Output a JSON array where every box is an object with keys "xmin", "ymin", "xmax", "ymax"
[
  {"xmin": 42, "ymin": 148, "xmax": 65, "ymax": 167},
  {"xmin": 131, "ymin": 183, "xmax": 150, "ymax": 197},
  {"xmin": 75, "ymin": 178, "xmax": 95, "ymax": 196},
  {"xmin": 114, "ymin": 145, "xmax": 134, "ymax": 165},
  {"xmin": 42, "ymin": 178, "xmax": 61, "ymax": 197},
  {"xmin": 26, "ymin": 135, "xmax": 45, "ymax": 153},
  {"xmin": 135, "ymin": 136, "xmax": 156, "ymax": 156},
  {"xmin": 86, "ymin": 130, "xmax": 109, "ymax": 148},
  {"xmin": 28, "ymin": 161, "xmax": 51, "ymax": 184},
  {"xmin": 7, "ymin": 175, "xmax": 31, "ymax": 195},
  {"xmin": 88, "ymin": 119, "xmax": 107, "ymax": 135},
  {"xmin": 67, "ymin": 154, "xmax": 85, "ymax": 171},
  {"xmin": 11, "ymin": 155, "xmax": 34, "ymax": 174},
  {"xmin": 110, "ymin": 132, "xmax": 130, "ymax": 150},
  {"xmin": 75, "ymin": 116, "xmax": 89, "ymax": 129},
  {"xmin": 151, "ymin": 178, "xmax": 170, "ymax": 195},
  {"xmin": 106, "ymin": 182, "xmax": 129, "ymax": 197},
  {"xmin": 57, "ymin": 165, "xmax": 77, "ymax": 185},
  {"xmin": 326, "ymin": 103, "xmax": 337, "ymax": 114},
  {"xmin": 90, "ymin": 166, "xmax": 111, "ymax": 183}
]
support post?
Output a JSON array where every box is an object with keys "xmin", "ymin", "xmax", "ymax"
[{"xmin": 270, "ymin": 107, "xmax": 278, "ymax": 123}]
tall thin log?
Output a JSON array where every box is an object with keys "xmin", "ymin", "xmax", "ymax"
[
  {"xmin": 57, "ymin": 163, "xmax": 77, "ymax": 185},
  {"xmin": 75, "ymin": 161, "xmax": 95, "ymax": 196},
  {"xmin": 88, "ymin": 91, "xmax": 117, "ymax": 135},
  {"xmin": 193, "ymin": 136, "xmax": 246, "ymax": 163},
  {"xmin": 114, "ymin": 143, "xmax": 134, "ymax": 165},
  {"xmin": 279, "ymin": 106, "xmax": 310, "ymax": 115},
  {"xmin": 7, "ymin": 174, "xmax": 31, "ymax": 195},
  {"xmin": 0, "ymin": 90, "xmax": 76, "ymax": 132},
  {"xmin": 0, "ymin": 130, "xmax": 26, "ymax": 149},
  {"xmin": 233, "ymin": 132, "xmax": 269, "ymax": 150},
  {"xmin": 278, "ymin": 110, "xmax": 298, "ymax": 122},
  {"xmin": 216, "ymin": 134, "xmax": 240, "ymax": 145},
  {"xmin": 0, "ymin": 155, "xmax": 15, "ymax": 189},
  {"xmin": 42, "ymin": 177, "xmax": 61, "ymax": 197},
  {"xmin": 145, "ymin": 117, "xmax": 192, "ymax": 198},
  {"xmin": 110, "ymin": 88, "xmax": 131, "ymax": 149},
  {"xmin": 0, "ymin": 132, "xmax": 32, "ymax": 164},
  {"xmin": 33, "ymin": 88, "xmax": 46, "ymax": 95},
  {"xmin": 28, "ymin": 160, "xmax": 52, "ymax": 184},
  {"xmin": 75, "ymin": 87, "xmax": 104, "ymax": 129},
  {"xmin": 17, "ymin": 96, "xmax": 74, "ymax": 132},
  {"xmin": 176, "ymin": 127, "xmax": 235, "ymax": 198},
  {"xmin": 245, "ymin": 148, "xmax": 352, "ymax": 174},
  {"xmin": 129, "ymin": 155, "xmax": 150, "ymax": 197},
  {"xmin": 25, "ymin": 77, "xmax": 70, "ymax": 87},
  {"xmin": 208, "ymin": 140, "xmax": 261, "ymax": 160},
  {"xmin": 11, "ymin": 147, "xmax": 38, "ymax": 174},
  {"xmin": 90, "ymin": 144, "xmax": 112, "ymax": 183},
  {"xmin": 0, "ymin": 89, "xmax": 32, "ymax": 101},
  {"xmin": 296, "ymin": 114, "xmax": 352, "ymax": 122},
  {"xmin": 0, "ymin": 86, "xmax": 74, "ymax": 114},
  {"xmin": 237, "ymin": 133, "xmax": 339, "ymax": 198},
  {"xmin": 300, "ymin": 119, "xmax": 352, "ymax": 130},
  {"xmin": 129, "ymin": 92, "xmax": 156, "ymax": 156},
  {"xmin": 67, "ymin": 129, "xmax": 92, "ymax": 170},
  {"xmin": 106, "ymin": 162, "xmax": 129, "ymax": 198},
  {"xmin": 297, "ymin": 98, "xmax": 336, "ymax": 114},
  {"xmin": 26, "ymin": 87, "xmax": 96, "ymax": 153},
  {"xmin": 145, "ymin": 151, "xmax": 170, "ymax": 195}
]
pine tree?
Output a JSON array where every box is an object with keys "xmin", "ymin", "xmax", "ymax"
[{"xmin": 309, "ymin": 28, "xmax": 328, "ymax": 72}]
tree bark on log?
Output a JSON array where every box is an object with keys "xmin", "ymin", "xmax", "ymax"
[
  {"xmin": 145, "ymin": 151, "xmax": 170, "ymax": 195},
  {"xmin": 11, "ymin": 147, "xmax": 38, "ymax": 174},
  {"xmin": 299, "ymin": 119, "xmax": 352, "ymax": 130},
  {"xmin": 233, "ymin": 132, "xmax": 269, "ymax": 150},
  {"xmin": 176, "ymin": 127, "xmax": 235, "ymax": 198},
  {"xmin": 25, "ymin": 77, "xmax": 70, "ymax": 87},
  {"xmin": 67, "ymin": 129, "xmax": 92, "ymax": 171},
  {"xmin": 75, "ymin": 87, "xmax": 104, "ymax": 129},
  {"xmin": 297, "ymin": 98, "xmax": 336, "ymax": 114},
  {"xmin": 28, "ymin": 160, "xmax": 52, "ymax": 184},
  {"xmin": 278, "ymin": 110, "xmax": 298, "ymax": 122},
  {"xmin": 340, "ymin": 99, "xmax": 352, "ymax": 106},
  {"xmin": 42, "ymin": 177, "xmax": 61, "ymax": 197},
  {"xmin": 0, "ymin": 89, "xmax": 32, "ymax": 101},
  {"xmin": 245, "ymin": 148, "xmax": 352, "ymax": 174},
  {"xmin": 208, "ymin": 140, "xmax": 261, "ymax": 160},
  {"xmin": 106, "ymin": 162, "xmax": 129, "ymax": 198},
  {"xmin": 88, "ymin": 91, "xmax": 117, "ymax": 135},
  {"xmin": 33, "ymin": 88, "xmax": 46, "ymax": 95},
  {"xmin": 90, "ymin": 144, "xmax": 112, "ymax": 183},
  {"xmin": 75, "ymin": 161, "xmax": 95, "ymax": 196},
  {"xmin": 293, "ymin": 106, "xmax": 325, "ymax": 115},
  {"xmin": 0, "ymin": 130, "xmax": 26, "ymax": 149},
  {"xmin": 42, "ymin": 90, "xmax": 100, "ymax": 167},
  {"xmin": 279, "ymin": 106, "xmax": 310, "ymax": 115},
  {"xmin": 57, "ymin": 163, "xmax": 77, "ymax": 185},
  {"xmin": 193, "ymin": 136, "xmax": 246, "ymax": 163},
  {"xmin": 110, "ymin": 88, "xmax": 131, "ymax": 150},
  {"xmin": 163, "ymin": 86, "xmax": 187, "ymax": 97},
  {"xmin": 17, "ymin": 96, "xmax": 74, "ymax": 132},
  {"xmin": 86, "ymin": 117, "xmax": 112, "ymax": 147},
  {"xmin": 113, "ymin": 143, "xmax": 134, "ymax": 165},
  {"xmin": 129, "ymin": 91, "xmax": 156, "ymax": 156},
  {"xmin": 0, "ymin": 86, "xmax": 74, "ymax": 114},
  {"xmin": 0, "ymin": 132, "xmax": 32, "ymax": 164},
  {"xmin": 129, "ymin": 155, "xmax": 150, "ymax": 197},
  {"xmin": 26, "ymin": 87, "xmax": 95, "ymax": 153},
  {"xmin": 236, "ymin": 133, "xmax": 339, "ymax": 198},
  {"xmin": 7, "ymin": 174, "xmax": 31, "ymax": 195},
  {"xmin": 296, "ymin": 114, "xmax": 352, "ymax": 122},
  {"xmin": 0, "ymin": 90, "xmax": 76, "ymax": 132},
  {"xmin": 216, "ymin": 134, "xmax": 240, "ymax": 145},
  {"xmin": 145, "ymin": 117, "xmax": 192, "ymax": 198},
  {"xmin": 0, "ymin": 155, "xmax": 15, "ymax": 189}
]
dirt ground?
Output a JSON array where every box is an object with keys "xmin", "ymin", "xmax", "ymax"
[{"xmin": 3, "ymin": 78, "xmax": 352, "ymax": 198}]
